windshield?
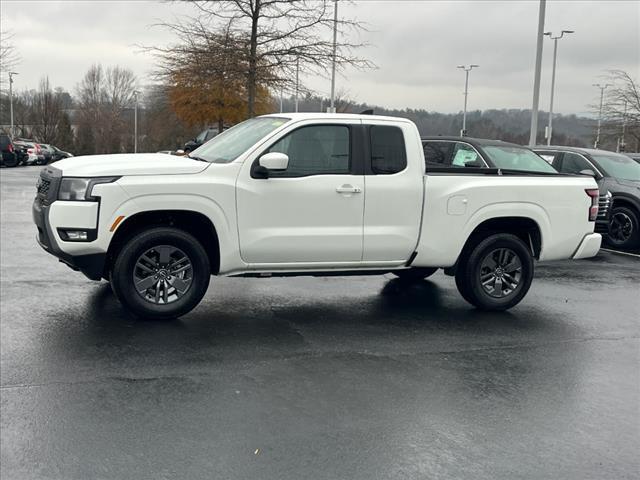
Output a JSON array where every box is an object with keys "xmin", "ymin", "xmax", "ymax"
[
  {"xmin": 191, "ymin": 117, "xmax": 290, "ymax": 163},
  {"xmin": 591, "ymin": 153, "xmax": 640, "ymax": 181},
  {"xmin": 483, "ymin": 146, "xmax": 558, "ymax": 173}
]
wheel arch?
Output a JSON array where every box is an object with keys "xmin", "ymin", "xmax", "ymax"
[
  {"xmin": 105, "ymin": 210, "xmax": 220, "ymax": 278},
  {"xmin": 444, "ymin": 216, "xmax": 543, "ymax": 276}
]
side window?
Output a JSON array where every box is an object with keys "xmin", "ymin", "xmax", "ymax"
[
  {"xmin": 195, "ymin": 130, "xmax": 207, "ymax": 143},
  {"xmin": 536, "ymin": 152, "xmax": 558, "ymax": 164},
  {"xmin": 559, "ymin": 152, "xmax": 591, "ymax": 174},
  {"xmin": 423, "ymin": 141, "xmax": 454, "ymax": 167},
  {"xmin": 370, "ymin": 125, "xmax": 407, "ymax": 174},
  {"xmin": 267, "ymin": 125, "xmax": 351, "ymax": 177},
  {"xmin": 451, "ymin": 142, "xmax": 482, "ymax": 167},
  {"xmin": 205, "ymin": 129, "xmax": 218, "ymax": 141}
]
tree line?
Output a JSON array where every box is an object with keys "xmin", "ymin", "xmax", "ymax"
[{"xmin": 1, "ymin": 0, "xmax": 638, "ymax": 154}]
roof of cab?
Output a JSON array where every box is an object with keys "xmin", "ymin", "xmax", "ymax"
[{"xmin": 261, "ymin": 112, "xmax": 413, "ymax": 123}]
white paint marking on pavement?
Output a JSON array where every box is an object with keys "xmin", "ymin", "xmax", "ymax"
[{"xmin": 601, "ymin": 248, "xmax": 640, "ymax": 258}]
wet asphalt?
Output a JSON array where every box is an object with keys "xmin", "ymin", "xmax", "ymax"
[{"xmin": 1, "ymin": 166, "xmax": 639, "ymax": 480}]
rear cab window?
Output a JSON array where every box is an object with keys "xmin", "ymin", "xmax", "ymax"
[{"xmin": 370, "ymin": 125, "xmax": 407, "ymax": 174}]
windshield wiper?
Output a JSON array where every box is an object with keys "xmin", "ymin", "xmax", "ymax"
[{"xmin": 187, "ymin": 154, "xmax": 209, "ymax": 163}]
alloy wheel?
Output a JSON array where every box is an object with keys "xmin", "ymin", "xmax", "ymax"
[
  {"xmin": 609, "ymin": 212, "xmax": 633, "ymax": 243},
  {"xmin": 133, "ymin": 245, "xmax": 193, "ymax": 305},
  {"xmin": 479, "ymin": 248, "xmax": 522, "ymax": 298}
]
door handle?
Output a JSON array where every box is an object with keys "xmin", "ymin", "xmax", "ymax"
[{"xmin": 336, "ymin": 184, "xmax": 362, "ymax": 194}]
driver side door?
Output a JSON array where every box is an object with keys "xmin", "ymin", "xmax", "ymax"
[{"xmin": 236, "ymin": 121, "xmax": 365, "ymax": 266}]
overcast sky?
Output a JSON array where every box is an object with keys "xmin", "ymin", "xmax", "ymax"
[{"xmin": 2, "ymin": 0, "xmax": 638, "ymax": 115}]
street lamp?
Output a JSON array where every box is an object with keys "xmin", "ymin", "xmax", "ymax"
[
  {"xmin": 457, "ymin": 64, "xmax": 479, "ymax": 136},
  {"xmin": 329, "ymin": 0, "xmax": 339, "ymax": 114},
  {"xmin": 295, "ymin": 57, "xmax": 300, "ymax": 113},
  {"xmin": 8, "ymin": 72, "xmax": 18, "ymax": 137},
  {"xmin": 544, "ymin": 29, "xmax": 574, "ymax": 145},
  {"xmin": 133, "ymin": 90, "xmax": 140, "ymax": 153},
  {"xmin": 593, "ymin": 83, "xmax": 611, "ymax": 149}
]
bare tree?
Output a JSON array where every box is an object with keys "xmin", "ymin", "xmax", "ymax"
[
  {"xmin": 0, "ymin": 30, "xmax": 20, "ymax": 89},
  {"xmin": 30, "ymin": 77, "xmax": 65, "ymax": 143},
  {"xmin": 76, "ymin": 64, "xmax": 136, "ymax": 154},
  {"xmin": 600, "ymin": 70, "xmax": 640, "ymax": 151},
  {"xmin": 150, "ymin": 0, "xmax": 373, "ymax": 117}
]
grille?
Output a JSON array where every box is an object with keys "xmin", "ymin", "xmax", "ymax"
[
  {"xmin": 36, "ymin": 177, "xmax": 51, "ymax": 197},
  {"xmin": 597, "ymin": 195, "xmax": 611, "ymax": 221}
]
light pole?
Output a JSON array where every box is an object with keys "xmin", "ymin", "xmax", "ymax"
[
  {"xmin": 457, "ymin": 64, "xmax": 479, "ymax": 136},
  {"xmin": 8, "ymin": 72, "xmax": 18, "ymax": 137},
  {"xmin": 279, "ymin": 85, "xmax": 284, "ymax": 113},
  {"xmin": 133, "ymin": 90, "xmax": 139, "ymax": 153},
  {"xmin": 544, "ymin": 29, "xmax": 574, "ymax": 145},
  {"xmin": 618, "ymin": 100, "xmax": 627, "ymax": 152},
  {"xmin": 329, "ymin": 0, "xmax": 339, "ymax": 113},
  {"xmin": 593, "ymin": 83, "xmax": 611, "ymax": 149},
  {"xmin": 295, "ymin": 57, "xmax": 300, "ymax": 113},
  {"xmin": 529, "ymin": 0, "xmax": 547, "ymax": 146}
]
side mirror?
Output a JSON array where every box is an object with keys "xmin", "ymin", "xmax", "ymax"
[
  {"xmin": 579, "ymin": 169, "xmax": 597, "ymax": 178},
  {"xmin": 259, "ymin": 152, "xmax": 289, "ymax": 171}
]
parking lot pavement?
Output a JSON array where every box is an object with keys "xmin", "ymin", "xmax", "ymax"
[{"xmin": 1, "ymin": 166, "xmax": 639, "ymax": 479}]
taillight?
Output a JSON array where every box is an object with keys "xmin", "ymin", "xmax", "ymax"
[
  {"xmin": 36, "ymin": 144, "xmax": 41, "ymax": 153},
  {"xmin": 27, "ymin": 148, "xmax": 34, "ymax": 154},
  {"xmin": 585, "ymin": 188, "xmax": 599, "ymax": 222},
  {"xmin": 8, "ymin": 144, "xmax": 13, "ymax": 153}
]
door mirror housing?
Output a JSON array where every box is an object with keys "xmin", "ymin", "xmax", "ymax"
[
  {"xmin": 259, "ymin": 152, "xmax": 289, "ymax": 171},
  {"xmin": 464, "ymin": 160, "xmax": 484, "ymax": 168}
]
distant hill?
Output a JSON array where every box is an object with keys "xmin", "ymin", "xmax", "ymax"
[{"xmin": 283, "ymin": 95, "xmax": 601, "ymax": 148}]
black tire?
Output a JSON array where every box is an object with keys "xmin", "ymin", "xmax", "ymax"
[
  {"xmin": 110, "ymin": 227, "xmax": 211, "ymax": 320},
  {"xmin": 392, "ymin": 267, "xmax": 438, "ymax": 281},
  {"xmin": 606, "ymin": 205, "xmax": 640, "ymax": 250},
  {"xmin": 2, "ymin": 153, "xmax": 19, "ymax": 167},
  {"xmin": 455, "ymin": 233, "xmax": 534, "ymax": 311}
]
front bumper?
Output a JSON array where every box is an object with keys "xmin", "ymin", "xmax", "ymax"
[
  {"xmin": 572, "ymin": 233, "xmax": 602, "ymax": 259},
  {"xmin": 32, "ymin": 170, "xmax": 106, "ymax": 281}
]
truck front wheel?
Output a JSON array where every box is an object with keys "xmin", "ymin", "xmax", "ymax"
[
  {"xmin": 455, "ymin": 233, "xmax": 534, "ymax": 311},
  {"xmin": 110, "ymin": 227, "xmax": 211, "ymax": 320}
]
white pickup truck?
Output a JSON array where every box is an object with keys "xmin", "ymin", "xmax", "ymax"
[{"xmin": 33, "ymin": 113, "xmax": 602, "ymax": 319}]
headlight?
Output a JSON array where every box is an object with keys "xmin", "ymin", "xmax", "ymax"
[{"xmin": 58, "ymin": 177, "xmax": 119, "ymax": 201}]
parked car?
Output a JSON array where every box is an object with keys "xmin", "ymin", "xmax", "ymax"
[
  {"xmin": 33, "ymin": 113, "xmax": 601, "ymax": 319},
  {"xmin": 39, "ymin": 144, "xmax": 55, "ymax": 164},
  {"xmin": 422, "ymin": 136, "xmax": 559, "ymax": 173},
  {"xmin": 533, "ymin": 146, "xmax": 640, "ymax": 249},
  {"xmin": 183, "ymin": 127, "xmax": 222, "ymax": 153},
  {"xmin": 13, "ymin": 139, "xmax": 40, "ymax": 165},
  {"xmin": 625, "ymin": 152, "xmax": 640, "ymax": 164},
  {"xmin": 0, "ymin": 133, "xmax": 20, "ymax": 167},
  {"xmin": 51, "ymin": 146, "xmax": 73, "ymax": 162}
]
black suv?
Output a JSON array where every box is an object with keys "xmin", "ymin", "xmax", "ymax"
[
  {"xmin": 0, "ymin": 133, "xmax": 19, "ymax": 167},
  {"xmin": 534, "ymin": 146, "xmax": 640, "ymax": 249},
  {"xmin": 183, "ymin": 127, "xmax": 221, "ymax": 153}
]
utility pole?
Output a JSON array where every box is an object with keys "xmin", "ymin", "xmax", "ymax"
[
  {"xmin": 618, "ymin": 100, "xmax": 627, "ymax": 152},
  {"xmin": 295, "ymin": 57, "xmax": 300, "ymax": 113},
  {"xmin": 529, "ymin": 0, "xmax": 547, "ymax": 146},
  {"xmin": 544, "ymin": 30, "xmax": 574, "ymax": 145},
  {"xmin": 593, "ymin": 83, "xmax": 611, "ymax": 149},
  {"xmin": 457, "ymin": 65, "xmax": 479, "ymax": 136},
  {"xmin": 279, "ymin": 86, "xmax": 284, "ymax": 113},
  {"xmin": 8, "ymin": 72, "xmax": 18, "ymax": 137},
  {"xmin": 133, "ymin": 90, "xmax": 139, "ymax": 153},
  {"xmin": 329, "ymin": 0, "xmax": 338, "ymax": 113}
]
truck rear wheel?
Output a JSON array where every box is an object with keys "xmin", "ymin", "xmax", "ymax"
[
  {"xmin": 392, "ymin": 267, "xmax": 438, "ymax": 281},
  {"xmin": 455, "ymin": 233, "xmax": 534, "ymax": 311},
  {"xmin": 110, "ymin": 227, "xmax": 211, "ymax": 320}
]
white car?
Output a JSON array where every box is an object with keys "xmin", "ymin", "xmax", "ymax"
[{"xmin": 32, "ymin": 113, "xmax": 601, "ymax": 319}]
